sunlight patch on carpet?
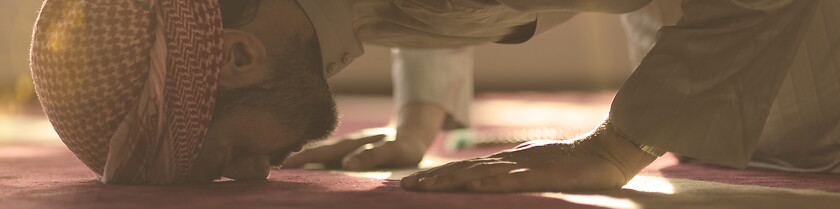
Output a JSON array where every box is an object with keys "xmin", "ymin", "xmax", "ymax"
[{"xmin": 535, "ymin": 193, "xmax": 639, "ymax": 209}]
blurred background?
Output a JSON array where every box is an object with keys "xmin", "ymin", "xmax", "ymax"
[
  {"xmin": 1, "ymin": 1, "xmax": 42, "ymax": 113},
  {"xmin": 0, "ymin": 1, "xmax": 632, "ymax": 144}
]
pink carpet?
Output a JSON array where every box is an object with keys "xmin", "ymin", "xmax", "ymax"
[
  {"xmin": 650, "ymin": 159, "xmax": 840, "ymax": 193},
  {"xmin": 4, "ymin": 144, "xmax": 840, "ymax": 209},
  {"xmin": 2, "ymin": 92, "xmax": 840, "ymax": 208},
  {"xmin": 0, "ymin": 145, "xmax": 601, "ymax": 209}
]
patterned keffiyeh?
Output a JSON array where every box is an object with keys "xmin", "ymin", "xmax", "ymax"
[{"xmin": 30, "ymin": 0, "xmax": 223, "ymax": 184}]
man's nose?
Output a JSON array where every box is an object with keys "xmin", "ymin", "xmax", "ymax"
[{"xmin": 222, "ymin": 155, "xmax": 271, "ymax": 181}]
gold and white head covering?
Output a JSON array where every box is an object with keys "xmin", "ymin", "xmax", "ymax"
[
  {"xmin": 30, "ymin": 0, "xmax": 223, "ymax": 184},
  {"xmin": 295, "ymin": 0, "xmax": 364, "ymax": 78}
]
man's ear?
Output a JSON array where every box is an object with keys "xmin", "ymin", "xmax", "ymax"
[{"xmin": 220, "ymin": 29, "xmax": 271, "ymax": 88}]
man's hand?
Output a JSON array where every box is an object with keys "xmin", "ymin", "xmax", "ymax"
[
  {"xmin": 282, "ymin": 104, "xmax": 446, "ymax": 170},
  {"xmin": 400, "ymin": 120, "xmax": 658, "ymax": 192},
  {"xmin": 281, "ymin": 127, "xmax": 427, "ymax": 170}
]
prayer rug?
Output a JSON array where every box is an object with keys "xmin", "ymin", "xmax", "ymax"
[{"xmin": 2, "ymin": 92, "xmax": 839, "ymax": 209}]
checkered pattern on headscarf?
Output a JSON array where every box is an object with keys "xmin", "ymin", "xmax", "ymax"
[{"xmin": 30, "ymin": 0, "xmax": 223, "ymax": 184}]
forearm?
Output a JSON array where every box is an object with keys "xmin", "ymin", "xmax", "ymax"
[
  {"xmin": 394, "ymin": 103, "xmax": 447, "ymax": 150},
  {"xmin": 585, "ymin": 118, "xmax": 658, "ymax": 181}
]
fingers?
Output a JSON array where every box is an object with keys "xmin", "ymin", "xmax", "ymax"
[
  {"xmin": 514, "ymin": 139, "xmax": 561, "ymax": 149},
  {"xmin": 403, "ymin": 136, "xmax": 636, "ymax": 193},
  {"xmin": 463, "ymin": 163, "xmax": 625, "ymax": 192},
  {"xmin": 402, "ymin": 164, "xmax": 550, "ymax": 193},
  {"xmin": 282, "ymin": 135, "xmax": 384, "ymax": 168},
  {"xmin": 401, "ymin": 159, "xmax": 520, "ymax": 191},
  {"xmin": 422, "ymin": 162, "xmax": 521, "ymax": 191},
  {"xmin": 401, "ymin": 160, "xmax": 485, "ymax": 190},
  {"xmin": 408, "ymin": 158, "xmax": 497, "ymax": 180},
  {"xmin": 466, "ymin": 169, "xmax": 544, "ymax": 192}
]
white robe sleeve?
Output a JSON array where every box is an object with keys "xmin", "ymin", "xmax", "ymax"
[
  {"xmin": 391, "ymin": 47, "xmax": 474, "ymax": 129},
  {"xmin": 610, "ymin": 0, "xmax": 820, "ymax": 168}
]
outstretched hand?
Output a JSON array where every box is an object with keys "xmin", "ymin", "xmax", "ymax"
[
  {"xmin": 401, "ymin": 122, "xmax": 658, "ymax": 192},
  {"xmin": 283, "ymin": 103, "xmax": 447, "ymax": 170},
  {"xmin": 282, "ymin": 127, "xmax": 429, "ymax": 170}
]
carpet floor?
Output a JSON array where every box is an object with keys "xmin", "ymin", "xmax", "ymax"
[{"xmin": 2, "ymin": 92, "xmax": 839, "ymax": 209}]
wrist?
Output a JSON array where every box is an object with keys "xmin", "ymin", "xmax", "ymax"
[
  {"xmin": 396, "ymin": 103, "xmax": 447, "ymax": 147},
  {"xmin": 606, "ymin": 121, "xmax": 666, "ymax": 157},
  {"xmin": 583, "ymin": 120, "xmax": 658, "ymax": 182}
]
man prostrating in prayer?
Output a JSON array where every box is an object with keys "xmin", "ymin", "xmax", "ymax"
[{"xmin": 31, "ymin": 0, "xmax": 840, "ymax": 192}]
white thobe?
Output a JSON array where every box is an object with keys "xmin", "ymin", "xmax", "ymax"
[
  {"xmin": 623, "ymin": 0, "xmax": 840, "ymax": 173},
  {"xmin": 298, "ymin": 0, "xmax": 577, "ymax": 128},
  {"xmin": 349, "ymin": 0, "xmax": 571, "ymax": 129},
  {"xmin": 610, "ymin": 0, "xmax": 838, "ymax": 170}
]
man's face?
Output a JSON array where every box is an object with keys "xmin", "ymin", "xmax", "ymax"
[
  {"xmin": 184, "ymin": 0, "xmax": 336, "ymax": 182},
  {"xmin": 187, "ymin": 110, "xmax": 305, "ymax": 182},
  {"xmin": 187, "ymin": 98, "xmax": 336, "ymax": 182}
]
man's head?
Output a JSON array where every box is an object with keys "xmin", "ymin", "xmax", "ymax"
[{"xmin": 185, "ymin": 0, "xmax": 337, "ymax": 182}]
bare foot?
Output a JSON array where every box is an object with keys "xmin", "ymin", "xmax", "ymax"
[{"xmin": 400, "ymin": 121, "xmax": 658, "ymax": 192}]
